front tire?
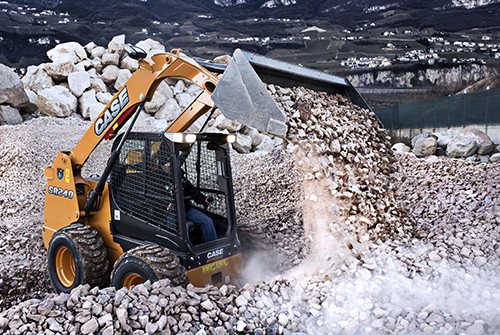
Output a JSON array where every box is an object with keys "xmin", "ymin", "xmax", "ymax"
[
  {"xmin": 111, "ymin": 244, "xmax": 189, "ymax": 289},
  {"xmin": 47, "ymin": 223, "xmax": 109, "ymax": 293}
]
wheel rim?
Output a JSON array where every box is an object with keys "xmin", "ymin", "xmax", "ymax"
[
  {"xmin": 123, "ymin": 273, "xmax": 145, "ymax": 288},
  {"xmin": 55, "ymin": 246, "xmax": 75, "ymax": 287}
]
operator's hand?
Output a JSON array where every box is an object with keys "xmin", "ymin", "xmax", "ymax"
[{"xmin": 205, "ymin": 196, "xmax": 214, "ymax": 206}]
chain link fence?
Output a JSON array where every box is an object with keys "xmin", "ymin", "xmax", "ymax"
[{"xmin": 374, "ymin": 88, "xmax": 500, "ymax": 129}]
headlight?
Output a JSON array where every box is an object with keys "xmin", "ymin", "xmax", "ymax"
[
  {"xmin": 227, "ymin": 134, "xmax": 236, "ymax": 143},
  {"xmin": 172, "ymin": 133, "xmax": 184, "ymax": 142},
  {"xmin": 185, "ymin": 134, "xmax": 197, "ymax": 143}
]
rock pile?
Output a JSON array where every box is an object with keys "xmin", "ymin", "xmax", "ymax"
[
  {"xmin": 393, "ymin": 128, "xmax": 499, "ymax": 163},
  {"xmin": 19, "ymin": 36, "xmax": 203, "ymax": 128}
]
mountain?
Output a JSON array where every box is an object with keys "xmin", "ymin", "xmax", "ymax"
[{"xmin": 1, "ymin": 0, "xmax": 500, "ymax": 69}]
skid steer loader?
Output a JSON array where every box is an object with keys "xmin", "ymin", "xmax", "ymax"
[{"xmin": 42, "ymin": 47, "xmax": 369, "ymax": 293}]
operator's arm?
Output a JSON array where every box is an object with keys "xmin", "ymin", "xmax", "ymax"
[{"xmin": 183, "ymin": 178, "xmax": 207, "ymax": 205}]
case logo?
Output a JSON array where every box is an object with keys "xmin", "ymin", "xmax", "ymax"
[
  {"xmin": 207, "ymin": 248, "xmax": 224, "ymax": 259},
  {"xmin": 56, "ymin": 168, "xmax": 64, "ymax": 180},
  {"xmin": 94, "ymin": 86, "xmax": 130, "ymax": 136}
]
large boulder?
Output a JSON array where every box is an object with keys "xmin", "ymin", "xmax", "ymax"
[
  {"xmin": 136, "ymin": 38, "xmax": 166, "ymax": 56},
  {"xmin": 154, "ymin": 98, "xmax": 181, "ymax": 121},
  {"xmin": 213, "ymin": 114, "xmax": 242, "ymax": 133},
  {"xmin": 0, "ymin": 105, "xmax": 23, "ymax": 125},
  {"xmin": 43, "ymin": 61, "xmax": 82, "ymax": 80},
  {"xmin": 176, "ymin": 93, "xmax": 193, "ymax": 109},
  {"xmin": 79, "ymin": 90, "xmax": 105, "ymax": 120},
  {"xmin": 102, "ymin": 53, "xmax": 120, "ymax": 67},
  {"xmin": 411, "ymin": 132, "xmax": 436, "ymax": 148},
  {"xmin": 458, "ymin": 127, "xmax": 494, "ymax": 155},
  {"xmin": 120, "ymin": 56, "xmax": 139, "ymax": 72},
  {"xmin": 108, "ymin": 34, "xmax": 126, "ymax": 55},
  {"xmin": 232, "ymin": 133, "xmax": 252, "ymax": 154},
  {"xmin": 477, "ymin": 141, "xmax": 495, "ymax": 155},
  {"xmin": 68, "ymin": 71, "xmax": 91, "ymax": 98},
  {"xmin": 114, "ymin": 69, "xmax": 132, "ymax": 91},
  {"xmin": 37, "ymin": 86, "xmax": 77, "ymax": 117},
  {"xmin": 144, "ymin": 81, "xmax": 174, "ymax": 114},
  {"xmin": 46, "ymin": 42, "xmax": 87, "ymax": 64},
  {"xmin": 490, "ymin": 153, "xmax": 500, "ymax": 163},
  {"xmin": 446, "ymin": 136, "xmax": 477, "ymax": 158},
  {"xmin": 0, "ymin": 64, "xmax": 29, "ymax": 108},
  {"xmin": 90, "ymin": 47, "xmax": 106, "ymax": 60},
  {"xmin": 100, "ymin": 65, "xmax": 119, "ymax": 84},
  {"xmin": 22, "ymin": 66, "xmax": 54, "ymax": 93},
  {"xmin": 413, "ymin": 137, "xmax": 437, "ymax": 157}
]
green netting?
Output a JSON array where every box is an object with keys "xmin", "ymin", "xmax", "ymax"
[{"xmin": 375, "ymin": 88, "xmax": 500, "ymax": 129}]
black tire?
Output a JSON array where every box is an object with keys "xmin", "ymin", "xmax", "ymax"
[
  {"xmin": 111, "ymin": 244, "xmax": 189, "ymax": 289},
  {"xmin": 47, "ymin": 223, "xmax": 109, "ymax": 293}
]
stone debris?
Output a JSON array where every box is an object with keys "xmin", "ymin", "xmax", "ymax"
[{"xmin": 395, "ymin": 127, "xmax": 498, "ymax": 161}]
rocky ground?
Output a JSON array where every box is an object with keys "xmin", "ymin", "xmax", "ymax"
[{"xmin": 0, "ymin": 82, "xmax": 499, "ymax": 334}]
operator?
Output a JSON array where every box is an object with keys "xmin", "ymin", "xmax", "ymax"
[{"xmin": 182, "ymin": 171, "xmax": 217, "ymax": 243}]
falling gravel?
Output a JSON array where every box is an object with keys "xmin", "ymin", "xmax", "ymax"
[{"xmin": 0, "ymin": 85, "xmax": 499, "ymax": 334}]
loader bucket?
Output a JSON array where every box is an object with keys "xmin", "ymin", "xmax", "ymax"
[{"xmin": 209, "ymin": 49, "xmax": 372, "ymax": 138}]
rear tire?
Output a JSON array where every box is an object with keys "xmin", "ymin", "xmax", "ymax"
[
  {"xmin": 47, "ymin": 223, "xmax": 109, "ymax": 293},
  {"xmin": 111, "ymin": 244, "xmax": 189, "ymax": 289}
]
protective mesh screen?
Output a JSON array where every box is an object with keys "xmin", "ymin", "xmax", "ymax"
[
  {"xmin": 375, "ymin": 87, "xmax": 500, "ymax": 129},
  {"xmin": 182, "ymin": 142, "xmax": 227, "ymax": 218},
  {"xmin": 110, "ymin": 138, "xmax": 177, "ymax": 234}
]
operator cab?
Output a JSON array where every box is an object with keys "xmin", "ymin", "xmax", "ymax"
[{"xmin": 108, "ymin": 132, "xmax": 240, "ymax": 275}]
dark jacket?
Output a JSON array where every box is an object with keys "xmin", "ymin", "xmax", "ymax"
[{"xmin": 182, "ymin": 176, "xmax": 207, "ymax": 210}]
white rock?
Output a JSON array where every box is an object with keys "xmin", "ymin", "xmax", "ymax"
[
  {"xmin": 96, "ymin": 92, "xmax": 113, "ymax": 105},
  {"xmin": 114, "ymin": 69, "xmax": 132, "ymax": 91},
  {"xmin": 84, "ymin": 41, "xmax": 97, "ymax": 54},
  {"xmin": 100, "ymin": 65, "xmax": 120, "ymax": 84},
  {"xmin": 391, "ymin": 143, "xmax": 411, "ymax": 153},
  {"xmin": 232, "ymin": 133, "xmax": 252, "ymax": 154},
  {"xmin": 155, "ymin": 98, "xmax": 181, "ymax": 121},
  {"xmin": 108, "ymin": 34, "xmax": 126, "ymax": 54},
  {"xmin": 136, "ymin": 38, "xmax": 166, "ymax": 55},
  {"xmin": 446, "ymin": 136, "xmax": 477, "ymax": 158},
  {"xmin": 176, "ymin": 93, "xmax": 193, "ymax": 109},
  {"xmin": 413, "ymin": 137, "xmax": 437, "ymax": 157},
  {"xmin": 91, "ymin": 57, "xmax": 103, "ymax": 72},
  {"xmin": 235, "ymin": 295, "xmax": 248, "ymax": 307},
  {"xmin": 91, "ymin": 46, "xmax": 106, "ymax": 59},
  {"xmin": 490, "ymin": 153, "xmax": 500, "ymax": 163},
  {"xmin": 213, "ymin": 114, "xmax": 242, "ymax": 132},
  {"xmin": 255, "ymin": 135, "xmax": 274, "ymax": 152},
  {"xmin": 0, "ymin": 105, "xmax": 23, "ymax": 125},
  {"xmin": 278, "ymin": 313, "xmax": 288, "ymax": 327},
  {"xmin": 79, "ymin": 90, "xmax": 105, "ymax": 120},
  {"xmin": 90, "ymin": 75, "xmax": 107, "ymax": 93},
  {"xmin": 37, "ymin": 86, "xmax": 77, "ymax": 117},
  {"xmin": 145, "ymin": 81, "xmax": 174, "ymax": 114},
  {"xmin": 47, "ymin": 41, "xmax": 87, "ymax": 63},
  {"xmin": 236, "ymin": 320, "xmax": 246, "ymax": 332},
  {"xmin": 68, "ymin": 71, "xmax": 91, "ymax": 98},
  {"xmin": 22, "ymin": 65, "xmax": 54, "ymax": 93},
  {"xmin": 102, "ymin": 53, "xmax": 120, "ymax": 66},
  {"xmin": 200, "ymin": 299, "xmax": 214, "ymax": 311},
  {"xmin": 43, "ymin": 61, "xmax": 77, "ymax": 80},
  {"xmin": 81, "ymin": 319, "xmax": 98, "ymax": 335},
  {"xmin": 173, "ymin": 80, "xmax": 186, "ymax": 94},
  {"xmin": 0, "ymin": 63, "xmax": 29, "ymax": 108},
  {"xmin": 121, "ymin": 56, "xmax": 139, "ymax": 72}
]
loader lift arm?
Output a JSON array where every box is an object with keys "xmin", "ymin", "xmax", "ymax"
[{"xmin": 70, "ymin": 49, "xmax": 220, "ymax": 168}]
